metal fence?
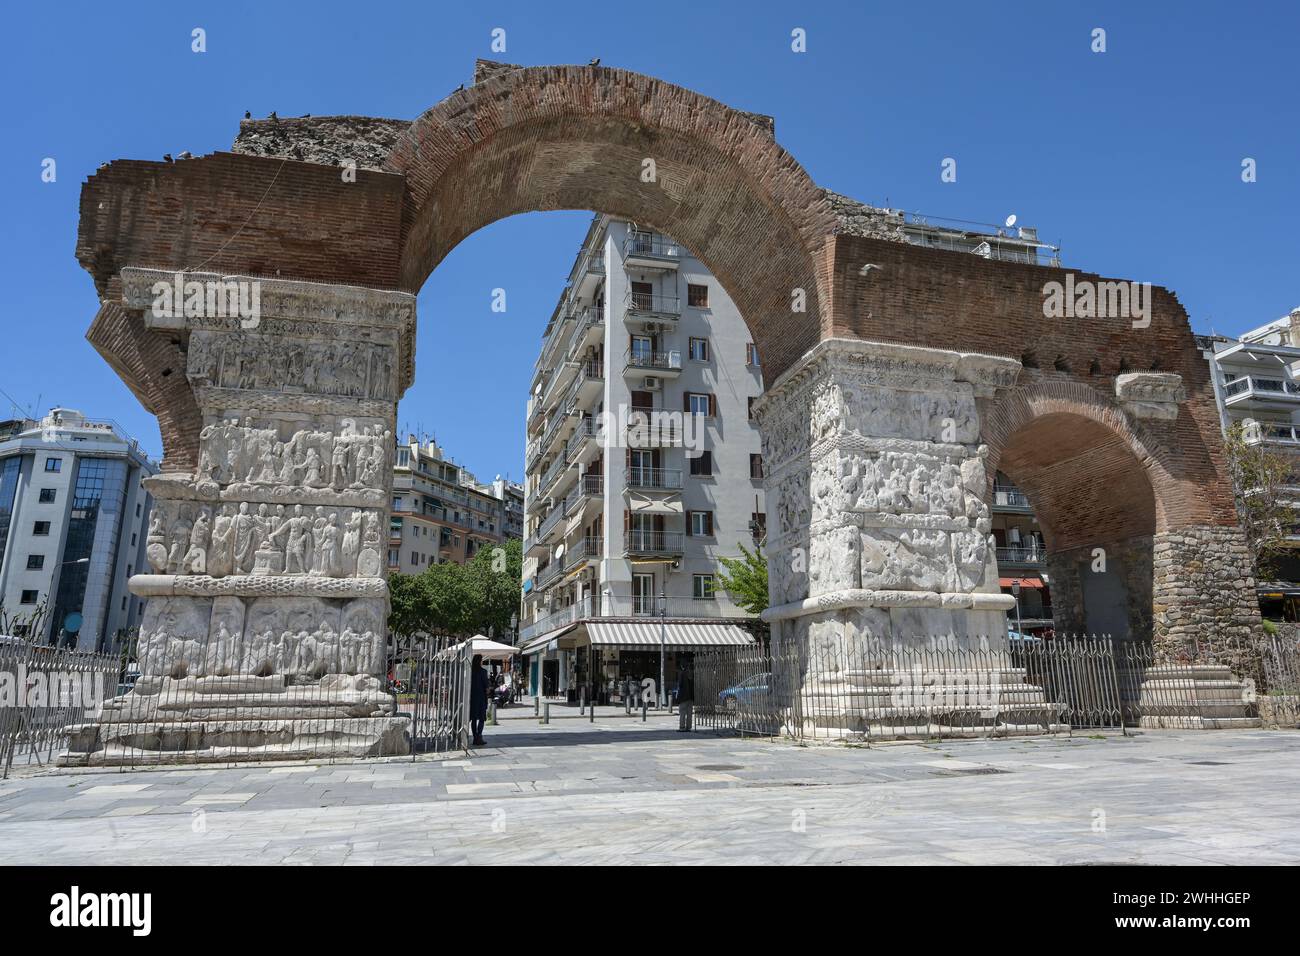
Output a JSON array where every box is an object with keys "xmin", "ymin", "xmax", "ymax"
[
  {"xmin": 407, "ymin": 637, "xmax": 472, "ymax": 756},
  {"xmin": 1, "ymin": 642, "xmax": 120, "ymax": 778},
  {"xmin": 691, "ymin": 634, "xmax": 1300, "ymax": 743}
]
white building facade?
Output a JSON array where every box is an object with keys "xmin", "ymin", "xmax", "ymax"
[
  {"xmin": 519, "ymin": 216, "xmax": 765, "ymax": 701},
  {"xmin": 0, "ymin": 409, "xmax": 157, "ymax": 649}
]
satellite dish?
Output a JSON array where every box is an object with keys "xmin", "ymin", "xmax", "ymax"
[{"xmin": 1004, "ymin": 214, "xmax": 1018, "ymax": 229}]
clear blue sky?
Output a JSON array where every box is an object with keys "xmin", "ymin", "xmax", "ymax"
[{"xmin": 3, "ymin": 1, "xmax": 1296, "ymax": 481}]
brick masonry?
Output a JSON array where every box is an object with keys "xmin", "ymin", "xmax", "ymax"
[{"xmin": 74, "ymin": 60, "xmax": 1262, "ymax": 662}]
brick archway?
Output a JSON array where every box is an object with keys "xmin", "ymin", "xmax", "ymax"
[
  {"xmin": 67, "ymin": 60, "xmax": 1266, "ymax": 762},
  {"xmin": 384, "ymin": 64, "xmax": 835, "ymax": 383}
]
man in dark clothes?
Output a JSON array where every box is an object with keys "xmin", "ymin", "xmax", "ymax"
[
  {"xmin": 677, "ymin": 662, "xmax": 695, "ymax": 732},
  {"xmin": 470, "ymin": 654, "xmax": 488, "ymax": 746}
]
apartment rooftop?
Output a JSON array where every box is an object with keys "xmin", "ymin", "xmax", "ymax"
[{"xmin": 0, "ymin": 408, "xmax": 158, "ymax": 468}]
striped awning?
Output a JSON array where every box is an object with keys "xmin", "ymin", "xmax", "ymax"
[{"xmin": 584, "ymin": 621, "xmax": 755, "ymax": 650}]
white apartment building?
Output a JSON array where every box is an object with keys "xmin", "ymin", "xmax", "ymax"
[
  {"xmin": 1199, "ymin": 307, "xmax": 1300, "ymax": 618},
  {"xmin": 0, "ymin": 408, "xmax": 157, "ymax": 650},
  {"xmin": 518, "ymin": 216, "xmax": 765, "ymax": 701}
]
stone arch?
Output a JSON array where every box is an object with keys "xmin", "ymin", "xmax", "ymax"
[
  {"xmin": 981, "ymin": 381, "xmax": 1169, "ymax": 641},
  {"xmin": 384, "ymin": 64, "xmax": 836, "ymax": 381}
]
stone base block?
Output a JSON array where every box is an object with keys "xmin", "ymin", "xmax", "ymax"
[
  {"xmin": 791, "ymin": 666, "xmax": 1068, "ymax": 739},
  {"xmin": 59, "ymin": 715, "xmax": 410, "ymax": 766},
  {"xmin": 57, "ymin": 671, "xmax": 411, "ymax": 766},
  {"xmin": 1134, "ymin": 664, "xmax": 1261, "ymax": 729}
]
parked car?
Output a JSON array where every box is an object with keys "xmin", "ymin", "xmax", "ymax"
[{"xmin": 719, "ymin": 672, "xmax": 770, "ymax": 710}]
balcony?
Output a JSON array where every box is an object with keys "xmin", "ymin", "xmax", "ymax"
[
  {"xmin": 535, "ymin": 559, "xmax": 563, "ymax": 590},
  {"xmin": 565, "ymin": 473, "xmax": 603, "ymax": 516},
  {"xmin": 1224, "ymin": 375, "xmax": 1300, "ymax": 408},
  {"xmin": 997, "ymin": 546, "xmax": 1045, "ymax": 567},
  {"xmin": 626, "ymin": 410, "xmax": 683, "ymax": 448},
  {"xmin": 537, "ymin": 502, "xmax": 566, "ymax": 542},
  {"xmin": 1243, "ymin": 421, "xmax": 1300, "ymax": 447},
  {"xmin": 564, "ymin": 307, "xmax": 605, "ymax": 364},
  {"xmin": 625, "ymin": 467, "xmax": 683, "ymax": 491},
  {"xmin": 992, "ymin": 484, "xmax": 1033, "ymax": 511},
  {"xmin": 623, "ymin": 288, "xmax": 681, "ymax": 324},
  {"xmin": 566, "ymin": 417, "xmax": 603, "ymax": 463},
  {"xmin": 624, "ymin": 530, "xmax": 685, "ymax": 557},
  {"xmin": 563, "ymin": 535, "xmax": 602, "ymax": 571},
  {"xmin": 623, "ymin": 231, "xmax": 682, "ymax": 270},
  {"xmin": 624, "ymin": 348, "xmax": 682, "ymax": 378}
]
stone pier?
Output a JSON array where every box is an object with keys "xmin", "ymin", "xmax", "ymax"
[{"xmin": 63, "ymin": 270, "xmax": 416, "ymax": 765}]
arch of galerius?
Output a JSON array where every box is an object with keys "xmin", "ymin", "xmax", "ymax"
[{"xmin": 63, "ymin": 60, "xmax": 1262, "ymax": 763}]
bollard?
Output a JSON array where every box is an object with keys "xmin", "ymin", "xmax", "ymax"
[
  {"xmin": 543, "ymin": 701, "xmax": 551, "ymax": 724},
  {"xmin": 625, "ymin": 694, "xmax": 631, "ymax": 716},
  {"xmin": 489, "ymin": 701, "xmax": 498, "ymax": 726},
  {"xmin": 641, "ymin": 700, "xmax": 648, "ymax": 722},
  {"xmin": 590, "ymin": 697, "xmax": 595, "ymax": 723},
  {"xmin": 534, "ymin": 694, "xmax": 540, "ymax": 717},
  {"xmin": 579, "ymin": 688, "xmax": 586, "ymax": 716}
]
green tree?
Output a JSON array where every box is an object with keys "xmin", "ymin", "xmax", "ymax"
[
  {"xmin": 1223, "ymin": 421, "xmax": 1296, "ymax": 579},
  {"xmin": 716, "ymin": 542, "xmax": 770, "ymax": 615},
  {"xmin": 465, "ymin": 537, "xmax": 523, "ymax": 639}
]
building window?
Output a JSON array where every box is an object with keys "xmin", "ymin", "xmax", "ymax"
[
  {"xmin": 748, "ymin": 397, "xmax": 756, "ymax": 421},
  {"xmin": 750, "ymin": 454, "xmax": 764, "ymax": 480},
  {"xmin": 33, "ymin": 521, "xmax": 51, "ymax": 536},
  {"xmin": 687, "ymin": 510, "xmax": 715, "ymax": 537},
  {"xmin": 410, "ymin": 552, "xmax": 419, "ymax": 566},
  {"xmin": 39, "ymin": 488, "xmax": 57, "ymax": 503},
  {"xmin": 688, "ymin": 283, "xmax": 709, "ymax": 308},
  {"xmin": 136, "ymin": 502, "xmax": 141, "ymax": 517},
  {"xmin": 751, "ymin": 511, "xmax": 767, "ymax": 541},
  {"xmin": 20, "ymin": 590, "xmax": 38, "ymax": 605},
  {"xmin": 689, "ymin": 337, "xmax": 710, "ymax": 361},
  {"xmin": 44, "ymin": 457, "xmax": 62, "ymax": 473},
  {"xmin": 693, "ymin": 574, "xmax": 715, "ymax": 599},
  {"xmin": 27, "ymin": 554, "xmax": 45, "ymax": 570},
  {"xmin": 388, "ymin": 548, "xmax": 399, "ymax": 566},
  {"xmin": 690, "ymin": 451, "xmax": 713, "ymax": 477},
  {"xmin": 746, "ymin": 343, "xmax": 761, "ymax": 367},
  {"xmin": 685, "ymin": 392, "xmax": 715, "ymax": 417}
]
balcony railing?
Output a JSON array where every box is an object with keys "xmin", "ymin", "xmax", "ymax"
[
  {"xmin": 537, "ymin": 503, "xmax": 565, "ymax": 540},
  {"xmin": 623, "ymin": 231, "xmax": 683, "ymax": 261},
  {"xmin": 1225, "ymin": 376, "xmax": 1300, "ymax": 399},
  {"xmin": 624, "ymin": 348, "xmax": 682, "ymax": 371},
  {"xmin": 626, "ymin": 467, "xmax": 683, "ymax": 490},
  {"xmin": 624, "ymin": 289, "xmax": 681, "ymax": 316},
  {"xmin": 992, "ymin": 485, "xmax": 1032, "ymax": 508},
  {"xmin": 563, "ymin": 536, "xmax": 602, "ymax": 570},
  {"xmin": 625, "ymin": 530, "xmax": 685, "ymax": 555},
  {"xmin": 535, "ymin": 560, "xmax": 562, "ymax": 589},
  {"xmin": 564, "ymin": 474, "xmax": 602, "ymax": 515},
  {"xmin": 997, "ymin": 546, "xmax": 1045, "ymax": 566},
  {"xmin": 1245, "ymin": 422, "xmax": 1300, "ymax": 445}
]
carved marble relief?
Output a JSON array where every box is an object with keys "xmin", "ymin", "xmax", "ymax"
[
  {"xmin": 146, "ymin": 499, "xmax": 382, "ymax": 580},
  {"xmin": 137, "ymin": 595, "xmax": 386, "ymax": 680},
  {"xmin": 195, "ymin": 418, "xmax": 392, "ymax": 494},
  {"xmin": 187, "ymin": 331, "xmax": 397, "ymax": 401}
]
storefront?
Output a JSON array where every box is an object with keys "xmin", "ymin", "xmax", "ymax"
[{"xmin": 520, "ymin": 620, "xmax": 755, "ymax": 702}]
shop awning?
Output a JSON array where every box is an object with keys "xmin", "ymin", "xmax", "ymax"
[
  {"xmin": 519, "ymin": 633, "xmax": 558, "ymax": 656},
  {"xmin": 999, "ymin": 576, "xmax": 1045, "ymax": 589},
  {"xmin": 584, "ymin": 621, "xmax": 755, "ymax": 650}
]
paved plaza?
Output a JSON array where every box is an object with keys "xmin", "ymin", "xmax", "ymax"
[{"xmin": 2, "ymin": 703, "xmax": 1298, "ymax": 865}]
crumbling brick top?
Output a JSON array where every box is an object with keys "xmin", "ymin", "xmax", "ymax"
[
  {"xmin": 232, "ymin": 116, "xmax": 412, "ymax": 171},
  {"xmin": 822, "ymin": 190, "xmax": 907, "ymax": 241}
]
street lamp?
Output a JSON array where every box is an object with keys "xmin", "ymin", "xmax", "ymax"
[{"xmin": 659, "ymin": 582, "xmax": 667, "ymax": 709}]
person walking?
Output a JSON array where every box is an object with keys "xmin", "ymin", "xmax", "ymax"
[
  {"xmin": 469, "ymin": 654, "xmax": 488, "ymax": 747},
  {"xmin": 677, "ymin": 662, "xmax": 695, "ymax": 733}
]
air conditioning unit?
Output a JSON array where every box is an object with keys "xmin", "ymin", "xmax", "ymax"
[
  {"xmin": 642, "ymin": 377, "xmax": 661, "ymax": 391},
  {"xmin": 643, "ymin": 321, "xmax": 664, "ymax": 334}
]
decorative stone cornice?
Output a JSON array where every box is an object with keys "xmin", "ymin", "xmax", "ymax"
[
  {"xmin": 1114, "ymin": 372, "xmax": 1185, "ymax": 420},
  {"xmin": 119, "ymin": 267, "xmax": 417, "ymax": 392},
  {"xmin": 130, "ymin": 573, "xmax": 389, "ymax": 599},
  {"xmin": 761, "ymin": 588, "xmax": 1016, "ymax": 622},
  {"xmin": 755, "ymin": 338, "xmax": 1022, "ymax": 422}
]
